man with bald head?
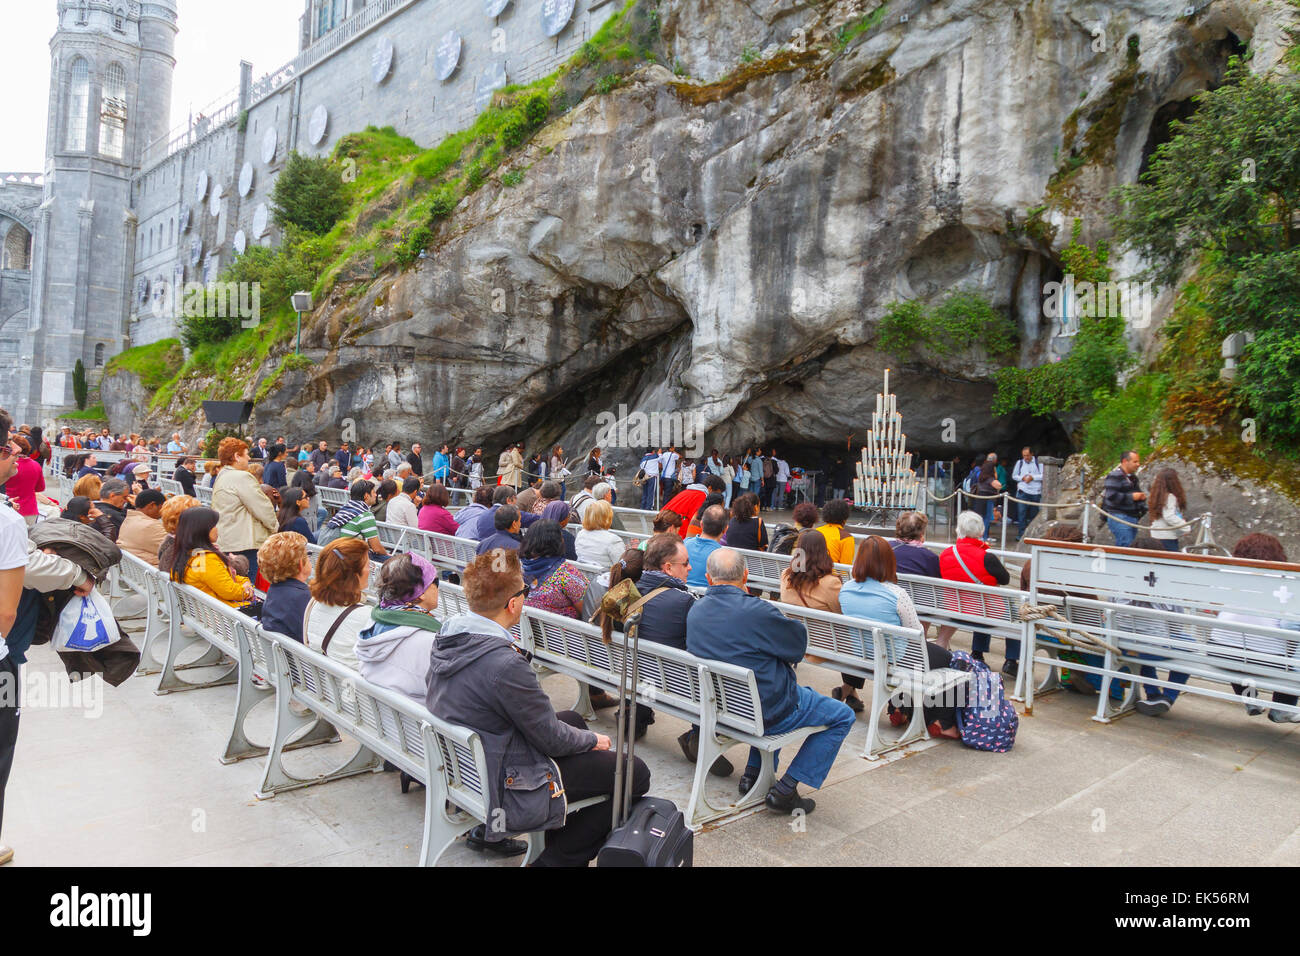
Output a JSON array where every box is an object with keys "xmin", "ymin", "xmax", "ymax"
[{"xmin": 686, "ymin": 548, "xmax": 855, "ymax": 817}]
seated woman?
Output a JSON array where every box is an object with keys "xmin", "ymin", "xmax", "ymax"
[
  {"xmin": 258, "ymin": 531, "xmax": 312, "ymax": 643},
  {"xmin": 417, "ymin": 482, "xmax": 460, "ymax": 536},
  {"xmin": 574, "ymin": 500, "xmax": 624, "ymax": 570},
  {"xmin": 169, "ymin": 506, "xmax": 256, "ymax": 613},
  {"xmin": 724, "ymin": 492, "xmax": 768, "ymax": 552},
  {"xmin": 304, "ymin": 537, "xmax": 372, "ymax": 670},
  {"xmin": 157, "ymin": 494, "xmax": 200, "ymax": 570},
  {"xmin": 522, "ymin": 520, "xmax": 590, "ymax": 619},
  {"xmin": 637, "ymin": 508, "xmax": 685, "ymax": 550},
  {"xmin": 542, "ymin": 500, "xmax": 578, "ymax": 559},
  {"xmin": 276, "ymin": 487, "xmax": 316, "ymax": 545},
  {"xmin": 840, "ymin": 535, "xmax": 958, "ymax": 738},
  {"xmin": 357, "ymin": 552, "xmax": 442, "ymax": 705},
  {"xmin": 938, "ymin": 510, "xmax": 1013, "ymax": 674}
]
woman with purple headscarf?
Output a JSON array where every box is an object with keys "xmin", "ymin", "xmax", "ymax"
[{"xmin": 355, "ymin": 552, "xmax": 442, "ymax": 707}]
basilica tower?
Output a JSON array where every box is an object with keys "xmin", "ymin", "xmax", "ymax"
[{"xmin": 13, "ymin": 0, "xmax": 177, "ymax": 427}]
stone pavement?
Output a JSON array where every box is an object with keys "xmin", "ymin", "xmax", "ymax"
[{"xmin": 6, "ymin": 621, "xmax": 1299, "ymax": 867}]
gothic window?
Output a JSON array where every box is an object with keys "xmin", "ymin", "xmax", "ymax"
[
  {"xmin": 2, "ymin": 225, "xmax": 31, "ymax": 271},
  {"xmin": 75, "ymin": 1, "xmax": 88, "ymax": 25},
  {"xmin": 147, "ymin": 229, "xmax": 152, "ymax": 255},
  {"xmin": 94, "ymin": 344, "xmax": 105, "ymax": 367},
  {"xmin": 168, "ymin": 218, "xmax": 174, "ymax": 245},
  {"xmin": 100, "ymin": 62, "xmax": 128, "ymax": 160},
  {"xmin": 66, "ymin": 58, "xmax": 89, "ymax": 151},
  {"xmin": 113, "ymin": 5, "xmax": 126, "ymax": 32}
]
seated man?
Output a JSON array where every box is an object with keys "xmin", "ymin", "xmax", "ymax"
[
  {"xmin": 475, "ymin": 505, "xmax": 523, "ymax": 555},
  {"xmin": 116, "ymin": 489, "xmax": 167, "ymax": 566},
  {"xmin": 684, "ymin": 504, "xmax": 726, "ymax": 586},
  {"xmin": 323, "ymin": 480, "xmax": 388, "ymax": 559},
  {"xmin": 686, "ymin": 548, "xmax": 855, "ymax": 815},
  {"xmin": 427, "ymin": 549, "xmax": 650, "ymax": 865},
  {"xmin": 97, "ymin": 479, "xmax": 131, "ymax": 539}
]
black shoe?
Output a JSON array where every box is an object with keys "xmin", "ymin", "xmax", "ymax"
[
  {"xmin": 466, "ymin": 824, "xmax": 527, "ymax": 857},
  {"xmin": 399, "ymin": 771, "xmax": 425, "ymax": 794},
  {"xmin": 739, "ymin": 772, "xmax": 759, "ymax": 797},
  {"xmin": 679, "ymin": 730, "xmax": 734, "ymax": 777},
  {"xmin": 1001, "ymin": 660, "xmax": 1019, "ymax": 678},
  {"xmin": 765, "ymin": 787, "xmax": 815, "ymax": 815},
  {"xmin": 1135, "ymin": 697, "xmax": 1171, "ymax": 717},
  {"xmin": 589, "ymin": 689, "xmax": 620, "ymax": 710},
  {"xmin": 972, "ymin": 652, "xmax": 986, "ymax": 663}
]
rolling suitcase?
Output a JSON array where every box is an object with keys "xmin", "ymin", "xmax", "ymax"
[{"xmin": 596, "ymin": 598, "xmax": 693, "ymax": 867}]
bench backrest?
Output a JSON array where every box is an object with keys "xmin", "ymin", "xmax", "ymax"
[
  {"xmin": 1029, "ymin": 540, "xmax": 1300, "ymax": 626},
  {"xmin": 158, "ymin": 477, "xmax": 183, "ymax": 496},
  {"xmin": 194, "ymin": 484, "xmax": 213, "ymax": 505},
  {"xmin": 517, "ymin": 605, "xmax": 766, "ymax": 736},
  {"xmin": 318, "ymin": 486, "xmax": 348, "ymax": 512},
  {"xmin": 265, "ymin": 627, "xmax": 491, "ymax": 820},
  {"xmin": 167, "ymin": 579, "xmax": 262, "ymax": 668},
  {"xmin": 772, "ymin": 599, "xmax": 923, "ymax": 673}
]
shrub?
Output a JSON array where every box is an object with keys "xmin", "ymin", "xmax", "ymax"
[
  {"xmin": 877, "ymin": 292, "xmax": 1018, "ymax": 359},
  {"xmin": 73, "ymin": 360, "xmax": 87, "ymax": 410},
  {"xmin": 270, "ymin": 151, "xmax": 348, "ymax": 235},
  {"xmin": 523, "ymin": 91, "xmax": 550, "ymax": 126},
  {"xmin": 502, "ymin": 169, "xmax": 525, "ymax": 188},
  {"xmin": 595, "ymin": 74, "xmax": 621, "ymax": 94},
  {"xmin": 500, "ymin": 111, "xmax": 528, "ymax": 149},
  {"xmin": 428, "ymin": 186, "xmax": 457, "ymax": 220}
]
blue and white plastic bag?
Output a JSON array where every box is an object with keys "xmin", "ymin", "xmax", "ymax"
[{"xmin": 53, "ymin": 590, "xmax": 120, "ymax": 653}]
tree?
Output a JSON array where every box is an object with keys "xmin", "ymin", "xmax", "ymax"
[
  {"xmin": 1113, "ymin": 59, "xmax": 1300, "ymax": 288},
  {"xmin": 73, "ymin": 359, "xmax": 87, "ymax": 410},
  {"xmin": 270, "ymin": 151, "xmax": 348, "ymax": 235}
]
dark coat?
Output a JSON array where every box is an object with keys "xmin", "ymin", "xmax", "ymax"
[
  {"xmin": 426, "ymin": 620, "xmax": 596, "ymax": 832},
  {"xmin": 632, "ymin": 569, "xmax": 694, "ymax": 651}
]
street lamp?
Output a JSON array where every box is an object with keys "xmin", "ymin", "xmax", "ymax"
[{"xmin": 290, "ymin": 291, "xmax": 312, "ymax": 355}]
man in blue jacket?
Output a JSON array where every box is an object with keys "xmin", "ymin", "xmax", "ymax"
[
  {"xmin": 686, "ymin": 548, "xmax": 855, "ymax": 815},
  {"xmin": 431, "ymin": 442, "xmax": 451, "ymax": 484}
]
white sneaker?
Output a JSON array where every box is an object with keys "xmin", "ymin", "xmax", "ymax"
[{"xmin": 1267, "ymin": 708, "xmax": 1300, "ymax": 724}]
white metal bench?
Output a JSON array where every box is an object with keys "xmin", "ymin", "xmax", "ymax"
[
  {"xmin": 261, "ymin": 627, "xmax": 604, "ymax": 864},
  {"xmin": 1024, "ymin": 540, "xmax": 1300, "ymax": 720},
  {"xmin": 318, "ymin": 486, "xmax": 348, "ymax": 513},
  {"xmin": 518, "ymin": 606, "xmax": 826, "ymax": 829},
  {"xmin": 108, "ymin": 552, "xmax": 172, "ymax": 676},
  {"xmin": 772, "ymin": 601, "xmax": 968, "ymax": 758},
  {"xmin": 158, "ymin": 477, "xmax": 183, "ymax": 496},
  {"xmin": 162, "ymin": 579, "xmax": 337, "ymax": 763}
]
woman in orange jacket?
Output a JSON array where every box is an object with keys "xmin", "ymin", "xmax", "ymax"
[{"xmin": 168, "ymin": 506, "xmax": 254, "ymax": 609}]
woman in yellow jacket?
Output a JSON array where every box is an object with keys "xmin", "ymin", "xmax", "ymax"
[
  {"xmin": 817, "ymin": 498, "xmax": 856, "ymax": 566},
  {"xmin": 211, "ymin": 437, "xmax": 277, "ymax": 581},
  {"xmin": 168, "ymin": 505, "xmax": 254, "ymax": 609}
]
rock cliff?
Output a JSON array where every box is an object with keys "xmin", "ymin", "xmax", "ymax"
[{"xmin": 125, "ymin": 0, "xmax": 1299, "ymax": 473}]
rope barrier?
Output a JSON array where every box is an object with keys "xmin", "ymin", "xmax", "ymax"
[{"xmin": 1018, "ymin": 602, "xmax": 1127, "ymax": 657}]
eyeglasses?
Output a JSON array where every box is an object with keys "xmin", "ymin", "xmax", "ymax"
[{"xmin": 505, "ymin": 584, "xmax": 531, "ymax": 607}]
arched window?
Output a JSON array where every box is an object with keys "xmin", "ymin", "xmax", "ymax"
[
  {"xmin": 100, "ymin": 62, "xmax": 127, "ymax": 160},
  {"xmin": 94, "ymin": 344, "xmax": 105, "ymax": 367},
  {"xmin": 168, "ymin": 218, "xmax": 174, "ymax": 245},
  {"xmin": 2, "ymin": 225, "xmax": 32, "ymax": 271},
  {"xmin": 66, "ymin": 58, "xmax": 89, "ymax": 151}
]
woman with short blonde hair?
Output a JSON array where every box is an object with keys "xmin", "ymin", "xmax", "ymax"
[
  {"xmin": 575, "ymin": 499, "xmax": 623, "ymax": 568},
  {"xmin": 259, "ymin": 531, "xmax": 312, "ymax": 643}
]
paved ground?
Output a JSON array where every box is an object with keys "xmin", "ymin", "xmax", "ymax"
[{"xmin": 7, "ymin": 602, "xmax": 1298, "ymax": 867}]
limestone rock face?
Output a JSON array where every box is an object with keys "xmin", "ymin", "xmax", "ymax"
[
  {"xmin": 100, "ymin": 368, "xmax": 151, "ymax": 436},
  {"xmin": 233, "ymin": 0, "xmax": 1295, "ymax": 473}
]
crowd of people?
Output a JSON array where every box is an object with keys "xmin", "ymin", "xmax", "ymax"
[{"xmin": 2, "ymin": 421, "xmax": 1294, "ymax": 868}]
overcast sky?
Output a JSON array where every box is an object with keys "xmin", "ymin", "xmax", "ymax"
[{"xmin": 1, "ymin": 0, "xmax": 303, "ymax": 171}]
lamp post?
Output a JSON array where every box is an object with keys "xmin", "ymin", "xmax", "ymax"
[{"xmin": 290, "ymin": 291, "xmax": 312, "ymax": 355}]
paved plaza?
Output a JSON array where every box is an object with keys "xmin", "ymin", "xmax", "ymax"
[{"xmin": 8, "ymin": 609, "xmax": 1298, "ymax": 867}]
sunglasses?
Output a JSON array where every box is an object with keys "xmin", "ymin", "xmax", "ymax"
[{"xmin": 506, "ymin": 584, "xmax": 531, "ymax": 608}]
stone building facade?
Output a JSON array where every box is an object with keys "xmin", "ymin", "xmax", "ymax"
[{"xmin": 12, "ymin": 0, "xmax": 619, "ymax": 428}]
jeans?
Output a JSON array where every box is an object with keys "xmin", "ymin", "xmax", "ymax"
[
  {"xmin": 1108, "ymin": 516, "xmax": 1139, "ymax": 548},
  {"xmin": 1016, "ymin": 493, "xmax": 1041, "ymax": 536},
  {"xmin": 972, "ymin": 632, "xmax": 1021, "ymax": 661},
  {"xmin": 1157, "ymin": 538, "xmax": 1180, "ymax": 552},
  {"xmin": 742, "ymin": 685, "xmax": 855, "ymax": 789},
  {"xmin": 538, "ymin": 711, "xmax": 650, "ymax": 867},
  {"xmin": 769, "ymin": 482, "xmax": 784, "ymax": 510},
  {"xmin": 724, "ymin": 484, "xmax": 734, "ymax": 508},
  {"xmin": 639, "ymin": 476, "xmax": 658, "ymax": 511},
  {"xmin": 983, "ymin": 498, "xmax": 998, "ymax": 537},
  {"xmin": 1140, "ymin": 659, "xmax": 1190, "ymax": 703}
]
